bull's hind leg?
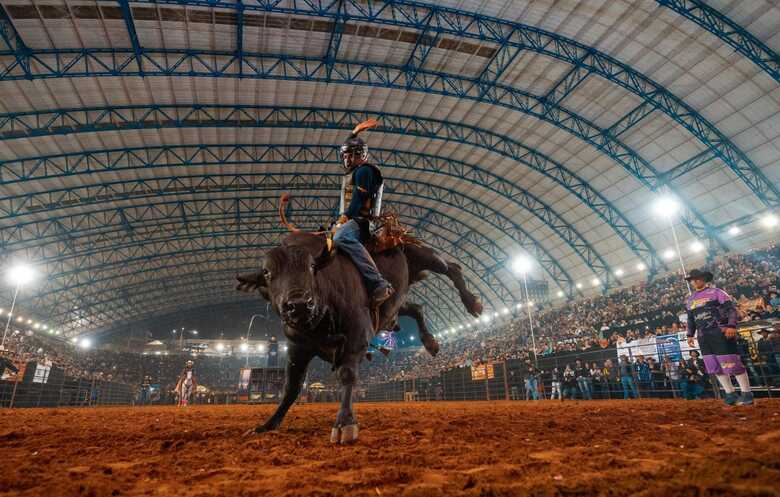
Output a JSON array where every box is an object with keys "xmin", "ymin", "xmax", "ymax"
[
  {"xmin": 247, "ymin": 343, "xmax": 313, "ymax": 435},
  {"xmin": 399, "ymin": 302, "xmax": 439, "ymax": 357},
  {"xmin": 405, "ymin": 245, "xmax": 482, "ymax": 317}
]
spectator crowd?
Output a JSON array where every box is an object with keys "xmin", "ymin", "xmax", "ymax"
[{"xmin": 2, "ymin": 244, "xmax": 779, "ymax": 403}]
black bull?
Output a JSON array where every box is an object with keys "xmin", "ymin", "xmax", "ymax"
[{"xmin": 235, "ymin": 231, "xmax": 482, "ymax": 443}]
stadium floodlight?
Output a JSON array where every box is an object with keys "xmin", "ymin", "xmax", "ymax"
[
  {"xmin": 636, "ymin": 262, "xmax": 646, "ymax": 271},
  {"xmin": 652, "ymin": 195, "xmax": 680, "ymax": 219},
  {"xmin": 556, "ymin": 290, "xmax": 564, "ymax": 298},
  {"xmin": 16, "ymin": 316, "xmax": 22, "ymax": 322},
  {"xmin": 26, "ymin": 319, "xmax": 32, "ymax": 324},
  {"xmin": 591, "ymin": 278, "xmax": 600, "ymax": 287},
  {"xmin": 6, "ymin": 263, "xmax": 36, "ymax": 287},
  {"xmin": 458, "ymin": 325, "xmax": 464, "ymax": 330},
  {"xmin": 71, "ymin": 337, "xmax": 78, "ymax": 344},
  {"xmin": 282, "ymin": 345, "xmax": 288, "ymax": 352},
  {"xmin": 728, "ymin": 226, "xmax": 741, "ymax": 236},
  {"xmin": 614, "ymin": 268, "xmax": 624, "ymax": 277},
  {"xmin": 690, "ymin": 240, "xmax": 705, "ymax": 253},
  {"xmin": 481, "ymin": 315, "xmax": 491, "ymax": 324},
  {"xmin": 663, "ymin": 249, "xmax": 676, "ymax": 260},
  {"xmin": 2, "ymin": 263, "xmax": 37, "ymax": 349},
  {"xmin": 575, "ymin": 282, "xmax": 583, "ymax": 289},
  {"xmin": 78, "ymin": 337, "xmax": 92, "ymax": 349},
  {"xmin": 761, "ymin": 214, "xmax": 778, "ymax": 228},
  {"xmin": 492, "ymin": 312, "xmax": 499, "ymax": 319},
  {"xmin": 216, "ymin": 343, "xmax": 225, "ymax": 352},
  {"xmin": 527, "ymin": 301, "xmax": 534, "ymax": 307},
  {"xmin": 510, "ymin": 255, "xmax": 534, "ymax": 275},
  {"xmin": 33, "ymin": 323, "xmax": 40, "ymax": 329},
  {"xmin": 42, "ymin": 325, "xmax": 47, "ymax": 330},
  {"xmin": 191, "ymin": 330, "xmax": 198, "ymax": 335},
  {"xmin": 257, "ymin": 344, "xmax": 267, "ymax": 353},
  {"xmin": 516, "ymin": 303, "xmax": 523, "ymax": 309},
  {"xmin": 239, "ymin": 343, "xmax": 249, "ymax": 352},
  {"xmin": 501, "ymin": 307, "xmax": 509, "ymax": 315}
]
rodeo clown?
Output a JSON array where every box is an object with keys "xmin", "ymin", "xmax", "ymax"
[
  {"xmin": 685, "ymin": 269, "xmax": 753, "ymax": 406},
  {"xmin": 175, "ymin": 360, "xmax": 197, "ymax": 407},
  {"xmin": 333, "ymin": 118, "xmax": 395, "ymax": 308}
]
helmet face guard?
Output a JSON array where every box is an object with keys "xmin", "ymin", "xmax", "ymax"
[{"xmin": 339, "ymin": 138, "xmax": 368, "ymax": 173}]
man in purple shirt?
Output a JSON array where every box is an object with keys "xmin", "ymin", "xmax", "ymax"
[{"xmin": 685, "ymin": 269, "xmax": 753, "ymax": 405}]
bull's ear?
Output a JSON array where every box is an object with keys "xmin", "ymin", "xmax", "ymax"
[
  {"xmin": 235, "ymin": 271, "xmax": 269, "ymax": 300},
  {"xmin": 313, "ymin": 242, "xmax": 337, "ymax": 272}
]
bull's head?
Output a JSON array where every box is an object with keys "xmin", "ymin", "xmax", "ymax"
[{"xmin": 236, "ymin": 244, "xmax": 334, "ymax": 330}]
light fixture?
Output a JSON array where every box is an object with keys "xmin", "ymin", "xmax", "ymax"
[
  {"xmin": 458, "ymin": 325, "xmax": 464, "ymax": 330},
  {"xmin": 71, "ymin": 337, "xmax": 78, "ymax": 344},
  {"xmin": 527, "ymin": 301, "xmax": 534, "ymax": 307},
  {"xmin": 728, "ymin": 226, "xmax": 741, "ymax": 236},
  {"xmin": 481, "ymin": 315, "xmax": 491, "ymax": 324},
  {"xmin": 591, "ymin": 278, "xmax": 600, "ymax": 287},
  {"xmin": 662, "ymin": 249, "xmax": 676, "ymax": 260},
  {"xmin": 510, "ymin": 255, "xmax": 533, "ymax": 275},
  {"xmin": 257, "ymin": 344, "xmax": 267, "ymax": 353},
  {"xmin": 6, "ymin": 263, "xmax": 36, "ymax": 286},
  {"xmin": 556, "ymin": 290, "xmax": 564, "ymax": 298},
  {"xmin": 216, "ymin": 343, "xmax": 225, "ymax": 352},
  {"xmin": 239, "ymin": 343, "xmax": 249, "ymax": 352},
  {"xmin": 652, "ymin": 195, "xmax": 680, "ymax": 219},
  {"xmin": 761, "ymin": 214, "xmax": 778, "ymax": 228},
  {"xmin": 575, "ymin": 282, "xmax": 583, "ymax": 289},
  {"xmin": 16, "ymin": 316, "xmax": 23, "ymax": 322},
  {"xmin": 501, "ymin": 307, "xmax": 509, "ymax": 315},
  {"xmin": 636, "ymin": 262, "xmax": 646, "ymax": 271},
  {"xmin": 690, "ymin": 240, "xmax": 704, "ymax": 253},
  {"xmin": 614, "ymin": 268, "xmax": 624, "ymax": 277},
  {"xmin": 78, "ymin": 337, "xmax": 92, "ymax": 349},
  {"xmin": 492, "ymin": 312, "xmax": 499, "ymax": 319},
  {"xmin": 516, "ymin": 303, "xmax": 523, "ymax": 309},
  {"xmin": 42, "ymin": 325, "xmax": 47, "ymax": 330}
]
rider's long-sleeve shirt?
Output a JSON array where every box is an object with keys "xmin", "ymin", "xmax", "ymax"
[{"xmin": 685, "ymin": 286, "xmax": 738, "ymax": 338}]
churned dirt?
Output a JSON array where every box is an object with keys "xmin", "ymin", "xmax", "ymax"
[{"xmin": 1, "ymin": 400, "xmax": 779, "ymax": 497}]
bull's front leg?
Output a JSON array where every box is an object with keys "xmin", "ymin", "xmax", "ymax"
[
  {"xmin": 330, "ymin": 325, "xmax": 369, "ymax": 444},
  {"xmin": 247, "ymin": 343, "xmax": 313, "ymax": 435}
]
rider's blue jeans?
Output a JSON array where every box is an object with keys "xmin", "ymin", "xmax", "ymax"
[{"xmin": 333, "ymin": 219, "xmax": 388, "ymax": 294}]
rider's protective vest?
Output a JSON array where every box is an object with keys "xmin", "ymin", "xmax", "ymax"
[{"xmin": 339, "ymin": 163, "xmax": 384, "ymax": 219}]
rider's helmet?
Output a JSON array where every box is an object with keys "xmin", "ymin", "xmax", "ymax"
[{"xmin": 339, "ymin": 135, "xmax": 368, "ymax": 173}]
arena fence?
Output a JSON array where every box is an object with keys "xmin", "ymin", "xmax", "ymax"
[
  {"xmin": 353, "ymin": 344, "xmax": 780, "ymax": 403},
  {"xmin": 0, "ymin": 361, "xmax": 134, "ymax": 408}
]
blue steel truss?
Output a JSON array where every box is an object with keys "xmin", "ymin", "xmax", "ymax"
[
  {"xmin": 0, "ymin": 49, "xmax": 731, "ymax": 247},
  {"xmin": 95, "ymin": 0, "xmax": 779, "ymax": 211},
  {"xmin": 0, "ymin": 170, "xmax": 576, "ymax": 291},
  {"xmin": 5, "ymin": 195, "xmax": 528, "ymax": 334},
  {"xmin": 657, "ymin": 0, "xmax": 780, "ymax": 84},
  {"xmin": 0, "ymin": 142, "xmax": 616, "ymax": 288},
  {"xmin": 0, "ymin": 104, "xmax": 664, "ymax": 272},
  {"xmin": 21, "ymin": 209, "xmax": 508, "ymax": 317},
  {"xmin": 2, "ymin": 196, "xmax": 516, "ymax": 301}
]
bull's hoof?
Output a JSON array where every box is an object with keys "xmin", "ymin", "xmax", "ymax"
[
  {"xmin": 330, "ymin": 424, "xmax": 359, "ymax": 444},
  {"xmin": 469, "ymin": 299, "xmax": 484, "ymax": 317}
]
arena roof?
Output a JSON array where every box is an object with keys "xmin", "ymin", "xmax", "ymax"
[{"xmin": 0, "ymin": 0, "xmax": 778, "ymax": 337}]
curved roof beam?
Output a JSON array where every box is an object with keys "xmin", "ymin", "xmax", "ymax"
[
  {"xmin": 0, "ymin": 104, "xmax": 663, "ymax": 273},
  {"xmin": 0, "ymin": 49, "xmax": 727, "ymax": 247},
  {"xmin": 25, "ymin": 214, "xmax": 503, "ymax": 325},
  {"xmin": 2, "ymin": 143, "xmax": 615, "ymax": 288},
  {"xmin": 0, "ymin": 172, "xmax": 576, "ymax": 294},
  {"xmin": 61, "ymin": 272, "xmax": 453, "ymax": 336},
  {"xmin": 96, "ymin": 0, "xmax": 777, "ymax": 209},
  {"xmin": 657, "ymin": 0, "xmax": 780, "ymax": 83},
  {"xmin": 4, "ymin": 196, "xmax": 517, "ymax": 310}
]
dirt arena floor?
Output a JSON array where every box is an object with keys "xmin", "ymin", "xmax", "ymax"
[{"xmin": 1, "ymin": 400, "xmax": 780, "ymax": 497}]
